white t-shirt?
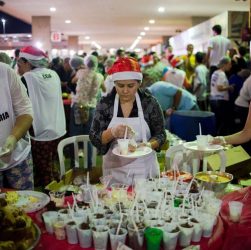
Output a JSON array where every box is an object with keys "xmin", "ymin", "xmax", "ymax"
[
  {"xmin": 163, "ymin": 68, "xmax": 186, "ymax": 88},
  {"xmin": 23, "ymin": 68, "xmax": 66, "ymax": 141},
  {"xmin": 193, "ymin": 64, "xmax": 209, "ymax": 100},
  {"xmin": 235, "ymin": 75, "xmax": 251, "ymax": 108},
  {"xmin": 210, "ymin": 70, "xmax": 229, "ymax": 101},
  {"xmin": 0, "ymin": 62, "xmax": 33, "ymax": 146},
  {"xmin": 208, "ymin": 35, "xmax": 232, "ymax": 66}
]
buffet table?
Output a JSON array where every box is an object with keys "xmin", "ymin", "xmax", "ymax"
[{"xmin": 29, "ymin": 187, "xmax": 251, "ymax": 250}]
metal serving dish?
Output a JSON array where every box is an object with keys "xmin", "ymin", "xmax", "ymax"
[{"xmin": 195, "ymin": 171, "xmax": 233, "ymax": 193}]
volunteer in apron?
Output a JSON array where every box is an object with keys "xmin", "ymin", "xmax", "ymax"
[
  {"xmin": 0, "ymin": 62, "xmax": 33, "ymax": 189},
  {"xmin": 90, "ymin": 57, "xmax": 166, "ymax": 185}
]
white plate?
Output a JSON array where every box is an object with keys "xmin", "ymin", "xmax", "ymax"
[
  {"xmin": 112, "ymin": 146, "xmax": 152, "ymax": 158},
  {"xmin": 0, "ymin": 147, "xmax": 10, "ymax": 157},
  {"xmin": 0, "ymin": 190, "xmax": 50, "ymax": 213},
  {"xmin": 183, "ymin": 141, "xmax": 223, "ymax": 152}
]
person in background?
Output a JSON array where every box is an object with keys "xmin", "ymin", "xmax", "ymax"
[
  {"xmin": 234, "ymin": 74, "xmax": 251, "ymax": 132},
  {"xmin": 103, "ymin": 57, "xmax": 116, "ymax": 96},
  {"xmin": 18, "ymin": 46, "xmax": 66, "ymax": 187},
  {"xmin": 89, "ymin": 57, "xmax": 166, "ymax": 185},
  {"xmin": 116, "ymin": 48, "xmax": 125, "ymax": 60},
  {"xmin": 70, "ymin": 55, "xmax": 103, "ymax": 170},
  {"xmin": 0, "ymin": 62, "xmax": 33, "ymax": 190},
  {"xmin": 0, "ymin": 52, "xmax": 12, "ymax": 65},
  {"xmin": 206, "ymin": 24, "xmax": 232, "ymax": 80},
  {"xmin": 148, "ymin": 81, "xmax": 199, "ymax": 128},
  {"xmin": 210, "ymin": 56, "xmax": 233, "ymax": 135},
  {"xmin": 181, "ymin": 44, "xmax": 196, "ymax": 86},
  {"xmin": 10, "ymin": 48, "xmax": 20, "ymax": 71},
  {"xmin": 193, "ymin": 52, "xmax": 209, "ymax": 110},
  {"xmin": 162, "ymin": 57, "xmax": 189, "ymax": 89}
]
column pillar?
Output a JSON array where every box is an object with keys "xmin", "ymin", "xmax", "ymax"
[
  {"xmin": 32, "ymin": 16, "xmax": 51, "ymax": 53},
  {"xmin": 68, "ymin": 35, "xmax": 79, "ymax": 54}
]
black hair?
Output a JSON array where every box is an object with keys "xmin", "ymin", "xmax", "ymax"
[
  {"xmin": 239, "ymin": 46, "xmax": 247, "ymax": 57},
  {"xmin": 212, "ymin": 25, "xmax": 222, "ymax": 35},
  {"xmin": 195, "ymin": 52, "xmax": 205, "ymax": 64}
]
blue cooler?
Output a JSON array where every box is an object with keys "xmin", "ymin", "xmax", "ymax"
[{"xmin": 169, "ymin": 110, "xmax": 216, "ymax": 141}]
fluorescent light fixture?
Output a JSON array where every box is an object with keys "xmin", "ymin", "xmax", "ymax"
[
  {"xmin": 50, "ymin": 7, "xmax": 56, "ymax": 12},
  {"xmin": 140, "ymin": 32, "xmax": 146, "ymax": 36},
  {"xmin": 35, "ymin": 41, "xmax": 43, "ymax": 49},
  {"xmin": 27, "ymin": 34, "xmax": 32, "ymax": 38},
  {"xmin": 91, "ymin": 41, "xmax": 102, "ymax": 50},
  {"xmin": 149, "ymin": 19, "xmax": 155, "ymax": 24},
  {"xmin": 144, "ymin": 27, "xmax": 149, "ymax": 31},
  {"xmin": 65, "ymin": 20, "xmax": 71, "ymax": 24},
  {"xmin": 137, "ymin": 36, "xmax": 142, "ymax": 39},
  {"xmin": 158, "ymin": 7, "xmax": 165, "ymax": 12},
  {"xmin": 85, "ymin": 36, "xmax": 90, "ymax": 40}
]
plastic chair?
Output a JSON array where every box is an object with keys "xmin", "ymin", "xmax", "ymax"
[{"xmin": 57, "ymin": 135, "xmax": 97, "ymax": 178}]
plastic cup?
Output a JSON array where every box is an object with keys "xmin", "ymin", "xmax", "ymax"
[
  {"xmin": 42, "ymin": 211, "xmax": 58, "ymax": 234},
  {"xmin": 53, "ymin": 220, "xmax": 66, "ymax": 240},
  {"xmin": 229, "ymin": 201, "xmax": 243, "ymax": 222},
  {"xmin": 196, "ymin": 135, "xmax": 208, "ymax": 150},
  {"xmin": 80, "ymin": 184, "xmax": 93, "ymax": 203},
  {"xmin": 144, "ymin": 227, "xmax": 163, "ymax": 250},
  {"xmin": 109, "ymin": 227, "xmax": 128, "ymax": 250},
  {"xmin": 200, "ymin": 213, "xmax": 215, "ymax": 238},
  {"xmin": 163, "ymin": 226, "xmax": 180, "ymax": 250},
  {"xmin": 49, "ymin": 191, "xmax": 65, "ymax": 207},
  {"xmin": 65, "ymin": 221, "xmax": 78, "ymax": 244},
  {"xmin": 77, "ymin": 222, "xmax": 92, "ymax": 248},
  {"xmin": 127, "ymin": 222, "xmax": 145, "ymax": 250},
  {"xmin": 178, "ymin": 222, "xmax": 194, "ymax": 247},
  {"xmin": 58, "ymin": 208, "xmax": 70, "ymax": 222},
  {"xmin": 111, "ymin": 183, "xmax": 128, "ymax": 201},
  {"xmin": 117, "ymin": 139, "xmax": 129, "ymax": 155},
  {"xmin": 190, "ymin": 217, "xmax": 202, "ymax": 242},
  {"xmin": 92, "ymin": 225, "xmax": 109, "ymax": 250}
]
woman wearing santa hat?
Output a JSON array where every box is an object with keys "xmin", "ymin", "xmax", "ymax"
[{"xmin": 90, "ymin": 57, "xmax": 166, "ymax": 185}]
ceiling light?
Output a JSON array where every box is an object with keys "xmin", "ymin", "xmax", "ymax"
[
  {"xmin": 144, "ymin": 27, "xmax": 149, "ymax": 31},
  {"xmin": 85, "ymin": 36, "xmax": 90, "ymax": 40},
  {"xmin": 158, "ymin": 7, "xmax": 165, "ymax": 12},
  {"xmin": 137, "ymin": 36, "xmax": 142, "ymax": 39},
  {"xmin": 91, "ymin": 41, "xmax": 101, "ymax": 50},
  {"xmin": 27, "ymin": 34, "xmax": 32, "ymax": 38},
  {"xmin": 149, "ymin": 19, "xmax": 155, "ymax": 24},
  {"xmin": 65, "ymin": 20, "xmax": 71, "ymax": 24},
  {"xmin": 50, "ymin": 7, "xmax": 56, "ymax": 12},
  {"xmin": 35, "ymin": 41, "xmax": 43, "ymax": 49},
  {"xmin": 140, "ymin": 32, "xmax": 146, "ymax": 36}
]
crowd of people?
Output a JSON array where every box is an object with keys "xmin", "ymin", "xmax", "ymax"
[{"xmin": 1, "ymin": 23, "xmax": 251, "ymax": 189}]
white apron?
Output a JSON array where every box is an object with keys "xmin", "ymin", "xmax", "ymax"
[
  {"xmin": 0, "ymin": 73, "xmax": 31, "ymax": 171},
  {"xmin": 103, "ymin": 93, "xmax": 159, "ymax": 185}
]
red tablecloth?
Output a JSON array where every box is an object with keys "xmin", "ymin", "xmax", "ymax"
[{"xmin": 30, "ymin": 197, "xmax": 213, "ymax": 250}]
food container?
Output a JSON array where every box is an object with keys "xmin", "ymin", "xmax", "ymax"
[
  {"xmin": 161, "ymin": 170, "xmax": 193, "ymax": 183},
  {"xmin": 195, "ymin": 171, "xmax": 233, "ymax": 192}
]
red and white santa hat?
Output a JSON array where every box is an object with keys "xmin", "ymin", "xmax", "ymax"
[
  {"xmin": 19, "ymin": 46, "xmax": 47, "ymax": 60},
  {"xmin": 108, "ymin": 57, "xmax": 142, "ymax": 82}
]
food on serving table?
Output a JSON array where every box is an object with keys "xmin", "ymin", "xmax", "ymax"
[
  {"xmin": 0, "ymin": 198, "xmax": 38, "ymax": 250},
  {"xmin": 161, "ymin": 170, "xmax": 193, "ymax": 182},
  {"xmin": 195, "ymin": 172, "xmax": 232, "ymax": 183}
]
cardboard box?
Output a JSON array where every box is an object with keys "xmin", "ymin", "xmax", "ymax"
[{"xmin": 206, "ymin": 146, "xmax": 251, "ymax": 178}]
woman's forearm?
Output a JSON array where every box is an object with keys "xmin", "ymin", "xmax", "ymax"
[
  {"xmin": 101, "ymin": 128, "xmax": 114, "ymax": 144},
  {"xmin": 11, "ymin": 114, "xmax": 33, "ymax": 141}
]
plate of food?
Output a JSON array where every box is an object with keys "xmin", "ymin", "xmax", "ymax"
[
  {"xmin": 0, "ymin": 190, "xmax": 50, "ymax": 213},
  {"xmin": 183, "ymin": 141, "xmax": 223, "ymax": 152},
  {"xmin": 112, "ymin": 146, "xmax": 152, "ymax": 158},
  {"xmin": 0, "ymin": 196, "xmax": 41, "ymax": 250}
]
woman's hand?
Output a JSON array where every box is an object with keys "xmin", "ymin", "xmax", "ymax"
[
  {"xmin": 211, "ymin": 136, "xmax": 226, "ymax": 145},
  {"xmin": 111, "ymin": 124, "xmax": 135, "ymax": 138}
]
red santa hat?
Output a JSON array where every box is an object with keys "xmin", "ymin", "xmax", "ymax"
[
  {"xmin": 19, "ymin": 46, "xmax": 47, "ymax": 60},
  {"xmin": 108, "ymin": 57, "xmax": 142, "ymax": 82},
  {"xmin": 170, "ymin": 57, "xmax": 184, "ymax": 68}
]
